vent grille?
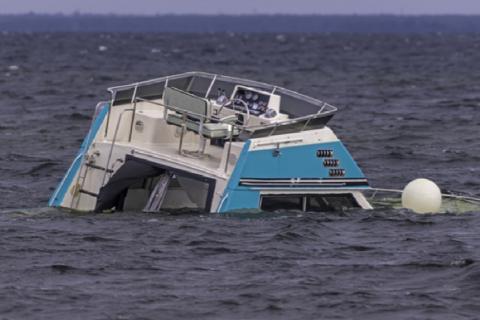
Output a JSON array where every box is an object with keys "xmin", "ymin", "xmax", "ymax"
[
  {"xmin": 323, "ymin": 159, "xmax": 340, "ymax": 167},
  {"xmin": 317, "ymin": 149, "xmax": 333, "ymax": 158},
  {"xmin": 329, "ymin": 169, "xmax": 346, "ymax": 177}
]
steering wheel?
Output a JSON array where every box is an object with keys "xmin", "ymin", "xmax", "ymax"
[{"xmin": 216, "ymin": 98, "xmax": 250, "ymax": 126}]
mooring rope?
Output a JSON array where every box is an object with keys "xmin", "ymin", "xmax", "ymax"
[{"xmin": 370, "ymin": 187, "xmax": 480, "ymax": 203}]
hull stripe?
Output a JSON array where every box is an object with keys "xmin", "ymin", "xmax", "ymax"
[{"xmin": 48, "ymin": 104, "xmax": 109, "ymax": 207}]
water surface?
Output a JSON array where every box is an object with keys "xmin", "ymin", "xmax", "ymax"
[{"xmin": 0, "ymin": 33, "xmax": 479, "ymax": 319}]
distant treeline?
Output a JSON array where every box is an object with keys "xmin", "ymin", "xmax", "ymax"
[{"xmin": 1, "ymin": 14, "xmax": 480, "ymax": 33}]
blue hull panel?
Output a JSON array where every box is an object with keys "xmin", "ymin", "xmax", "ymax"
[{"xmin": 218, "ymin": 140, "xmax": 368, "ymax": 213}]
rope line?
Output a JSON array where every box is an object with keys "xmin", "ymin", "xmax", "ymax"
[{"xmin": 370, "ymin": 188, "xmax": 480, "ymax": 203}]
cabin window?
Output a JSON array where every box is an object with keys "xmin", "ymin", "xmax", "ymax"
[
  {"xmin": 307, "ymin": 194, "xmax": 360, "ymax": 212},
  {"xmin": 96, "ymin": 157, "xmax": 215, "ymax": 213},
  {"xmin": 123, "ymin": 174, "xmax": 213, "ymax": 212},
  {"xmin": 260, "ymin": 194, "xmax": 360, "ymax": 212},
  {"xmin": 260, "ymin": 195, "xmax": 304, "ymax": 211}
]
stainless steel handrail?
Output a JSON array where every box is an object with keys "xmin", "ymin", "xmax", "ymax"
[
  {"xmin": 135, "ymin": 96, "xmax": 336, "ymax": 135},
  {"xmin": 127, "ymin": 84, "xmax": 139, "ymax": 142},
  {"xmin": 106, "ymin": 71, "xmax": 340, "ymax": 143},
  {"xmin": 135, "ymin": 97, "xmax": 246, "ymax": 131},
  {"xmin": 107, "ymin": 71, "xmax": 332, "ymax": 109},
  {"xmin": 101, "ymin": 108, "xmax": 134, "ymax": 187},
  {"xmin": 246, "ymin": 104, "xmax": 337, "ymax": 135},
  {"xmin": 107, "ymin": 96, "xmax": 336, "ymax": 176},
  {"xmin": 135, "ymin": 97, "xmax": 243, "ymax": 173},
  {"xmin": 134, "ymin": 96, "xmax": 336, "ymax": 172},
  {"xmin": 70, "ymin": 101, "xmax": 109, "ymax": 208}
]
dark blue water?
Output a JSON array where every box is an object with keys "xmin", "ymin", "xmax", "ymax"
[
  {"xmin": 0, "ymin": 32, "xmax": 480, "ymax": 319},
  {"xmin": 2, "ymin": 14, "xmax": 480, "ymax": 33}
]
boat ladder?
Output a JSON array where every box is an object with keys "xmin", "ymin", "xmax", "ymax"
[{"xmin": 69, "ymin": 160, "xmax": 91, "ymax": 209}]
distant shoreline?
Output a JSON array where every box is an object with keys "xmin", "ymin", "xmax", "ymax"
[
  {"xmin": 2, "ymin": 13, "xmax": 480, "ymax": 17},
  {"xmin": 1, "ymin": 14, "xmax": 480, "ymax": 33}
]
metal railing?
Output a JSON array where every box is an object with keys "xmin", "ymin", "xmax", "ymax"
[
  {"xmin": 106, "ymin": 71, "xmax": 339, "ymax": 138},
  {"xmin": 102, "ymin": 108, "xmax": 134, "ymax": 186},
  {"xmin": 245, "ymin": 102, "xmax": 337, "ymax": 137},
  {"xmin": 103, "ymin": 93, "xmax": 338, "ymax": 175},
  {"xmin": 135, "ymin": 97, "xmax": 336, "ymax": 135},
  {"xmin": 134, "ymin": 97, "xmax": 242, "ymax": 173},
  {"xmin": 108, "ymin": 71, "xmax": 335, "ymax": 111},
  {"xmin": 71, "ymin": 101, "xmax": 110, "ymax": 208}
]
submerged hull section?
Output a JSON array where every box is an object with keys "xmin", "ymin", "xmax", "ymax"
[{"xmin": 49, "ymin": 72, "xmax": 372, "ymax": 213}]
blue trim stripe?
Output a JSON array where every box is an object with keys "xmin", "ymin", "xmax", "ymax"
[{"xmin": 48, "ymin": 104, "xmax": 109, "ymax": 207}]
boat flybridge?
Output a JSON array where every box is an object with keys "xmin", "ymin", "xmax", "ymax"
[{"xmin": 49, "ymin": 72, "xmax": 373, "ymax": 214}]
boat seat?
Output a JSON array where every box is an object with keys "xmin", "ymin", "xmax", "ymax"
[
  {"xmin": 166, "ymin": 113, "xmax": 239, "ymax": 138},
  {"xmin": 164, "ymin": 87, "xmax": 238, "ymax": 139}
]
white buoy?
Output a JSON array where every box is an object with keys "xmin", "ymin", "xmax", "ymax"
[{"xmin": 402, "ymin": 178, "xmax": 442, "ymax": 214}]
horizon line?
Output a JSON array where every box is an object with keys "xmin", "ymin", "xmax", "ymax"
[{"xmin": 2, "ymin": 13, "xmax": 480, "ymax": 17}]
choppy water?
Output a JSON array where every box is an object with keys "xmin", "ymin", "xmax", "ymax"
[{"xmin": 1, "ymin": 32, "xmax": 480, "ymax": 319}]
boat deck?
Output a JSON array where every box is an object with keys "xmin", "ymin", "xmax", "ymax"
[{"xmin": 101, "ymin": 140, "xmax": 241, "ymax": 180}]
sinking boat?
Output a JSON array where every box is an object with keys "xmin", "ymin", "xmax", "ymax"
[{"xmin": 49, "ymin": 71, "xmax": 373, "ymax": 213}]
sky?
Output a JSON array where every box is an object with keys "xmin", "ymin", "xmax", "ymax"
[{"xmin": 1, "ymin": 0, "xmax": 480, "ymax": 15}]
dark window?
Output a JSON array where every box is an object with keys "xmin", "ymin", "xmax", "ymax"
[
  {"xmin": 168, "ymin": 76, "xmax": 193, "ymax": 92},
  {"xmin": 261, "ymin": 195, "xmax": 303, "ymax": 211},
  {"xmin": 187, "ymin": 76, "xmax": 213, "ymax": 97},
  {"xmin": 206, "ymin": 80, "xmax": 237, "ymax": 100},
  {"xmin": 261, "ymin": 194, "xmax": 360, "ymax": 212},
  {"xmin": 307, "ymin": 194, "xmax": 360, "ymax": 212},
  {"xmin": 137, "ymin": 81, "xmax": 166, "ymax": 100},
  {"xmin": 113, "ymin": 87, "xmax": 136, "ymax": 106}
]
